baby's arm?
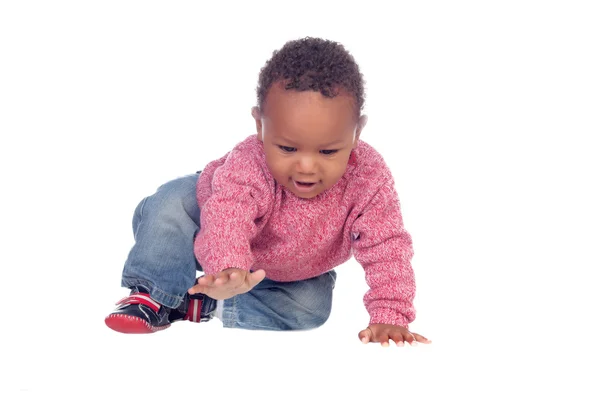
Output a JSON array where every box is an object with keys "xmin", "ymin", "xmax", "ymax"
[
  {"xmin": 352, "ymin": 177, "xmax": 430, "ymax": 345},
  {"xmin": 194, "ymin": 147, "xmax": 272, "ymax": 284}
]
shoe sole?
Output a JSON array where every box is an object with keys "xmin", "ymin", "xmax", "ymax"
[{"xmin": 105, "ymin": 314, "xmax": 171, "ymax": 334}]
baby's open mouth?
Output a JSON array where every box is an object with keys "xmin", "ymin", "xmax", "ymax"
[{"xmin": 293, "ymin": 180, "xmax": 317, "ymax": 192}]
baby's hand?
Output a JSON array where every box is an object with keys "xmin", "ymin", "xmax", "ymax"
[
  {"xmin": 188, "ymin": 268, "xmax": 266, "ymax": 300},
  {"xmin": 358, "ymin": 324, "xmax": 432, "ymax": 347}
]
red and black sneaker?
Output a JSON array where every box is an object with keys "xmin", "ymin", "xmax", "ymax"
[
  {"xmin": 105, "ymin": 287, "xmax": 172, "ymax": 334},
  {"xmin": 105, "ymin": 288, "xmax": 211, "ymax": 334}
]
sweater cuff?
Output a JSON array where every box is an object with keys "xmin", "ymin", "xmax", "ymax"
[
  {"xmin": 368, "ymin": 308, "xmax": 410, "ymax": 328},
  {"xmin": 194, "ymin": 247, "xmax": 254, "ymax": 276},
  {"xmin": 201, "ymin": 263, "xmax": 253, "ymax": 276}
]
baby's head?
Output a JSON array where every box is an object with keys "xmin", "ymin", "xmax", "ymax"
[{"xmin": 252, "ymin": 37, "xmax": 368, "ymax": 199}]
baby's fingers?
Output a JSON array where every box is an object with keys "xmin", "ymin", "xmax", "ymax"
[
  {"xmin": 187, "ymin": 275, "xmax": 213, "ymax": 294},
  {"xmin": 247, "ymin": 269, "xmax": 266, "ymax": 289},
  {"xmin": 214, "ymin": 271, "xmax": 231, "ymax": 286},
  {"xmin": 402, "ymin": 331, "xmax": 418, "ymax": 346},
  {"xmin": 358, "ymin": 328, "xmax": 373, "ymax": 344},
  {"xmin": 379, "ymin": 336, "xmax": 392, "ymax": 347},
  {"xmin": 412, "ymin": 332, "xmax": 432, "ymax": 344},
  {"xmin": 358, "ymin": 327, "xmax": 390, "ymax": 346},
  {"xmin": 402, "ymin": 331, "xmax": 433, "ymax": 346},
  {"xmin": 198, "ymin": 275, "xmax": 215, "ymax": 286},
  {"xmin": 390, "ymin": 332, "xmax": 405, "ymax": 347},
  {"xmin": 227, "ymin": 270, "xmax": 245, "ymax": 289}
]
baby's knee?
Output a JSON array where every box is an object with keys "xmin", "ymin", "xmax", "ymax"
[
  {"xmin": 292, "ymin": 291, "xmax": 334, "ymax": 329},
  {"xmin": 293, "ymin": 273, "xmax": 335, "ymax": 329},
  {"xmin": 155, "ymin": 175, "xmax": 197, "ymax": 200},
  {"xmin": 152, "ymin": 175, "xmax": 198, "ymax": 214},
  {"xmin": 302, "ymin": 305, "xmax": 332, "ymax": 329}
]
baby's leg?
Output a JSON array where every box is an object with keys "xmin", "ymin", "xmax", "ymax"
[
  {"xmin": 217, "ymin": 270, "xmax": 337, "ymax": 330},
  {"xmin": 120, "ymin": 172, "xmax": 201, "ymax": 309}
]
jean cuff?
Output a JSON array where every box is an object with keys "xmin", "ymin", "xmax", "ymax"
[{"xmin": 121, "ymin": 278, "xmax": 184, "ymax": 309}]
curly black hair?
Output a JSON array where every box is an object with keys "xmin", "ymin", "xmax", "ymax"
[{"xmin": 256, "ymin": 37, "xmax": 365, "ymax": 117}]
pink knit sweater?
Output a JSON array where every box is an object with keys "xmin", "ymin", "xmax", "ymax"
[{"xmin": 194, "ymin": 135, "xmax": 416, "ymax": 327}]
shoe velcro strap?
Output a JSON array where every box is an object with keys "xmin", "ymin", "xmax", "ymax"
[
  {"xmin": 185, "ymin": 298, "xmax": 203, "ymax": 323},
  {"xmin": 116, "ymin": 293, "xmax": 161, "ymax": 313}
]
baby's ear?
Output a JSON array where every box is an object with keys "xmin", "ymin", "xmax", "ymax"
[
  {"xmin": 251, "ymin": 107, "xmax": 263, "ymax": 141},
  {"xmin": 251, "ymin": 106, "xmax": 261, "ymax": 120},
  {"xmin": 358, "ymin": 114, "xmax": 368, "ymax": 131},
  {"xmin": 354, "ymin": 115, "xmax": 368, "ymax": 145}
]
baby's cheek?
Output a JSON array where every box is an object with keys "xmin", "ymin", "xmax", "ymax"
[
  {"xmin": 265, "ymin": 157, "xmax": 286, "ymax": 179},
  {"xmin": 332, "ymin": 161, "xmax": 348, "ymax": 179}
]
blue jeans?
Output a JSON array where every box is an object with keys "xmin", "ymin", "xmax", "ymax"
[{"xmin": 121, "ymin": 172, "xmax": 336, "ymax": 330}]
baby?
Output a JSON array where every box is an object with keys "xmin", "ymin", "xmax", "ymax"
[{"xmin": 105, "ymin": 37, "xmax": 430, "ymax": 347}]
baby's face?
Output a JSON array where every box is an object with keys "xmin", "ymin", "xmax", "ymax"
[{"xmin": 255, "ymin": 83, "xmax": 362, "ymax": 199}]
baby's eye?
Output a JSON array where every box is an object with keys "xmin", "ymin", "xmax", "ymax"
[
  {"xmin": 279, "ymin": 146, "xmax": 296, "ymax": 153},
  {"xmin": 320, "ymin": 149, "xmax": 338, "ymax": 155}
]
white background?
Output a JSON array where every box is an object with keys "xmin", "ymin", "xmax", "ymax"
[{"xmin": 1, "ymin": 1, "xmax": 599, "ymax": 398}]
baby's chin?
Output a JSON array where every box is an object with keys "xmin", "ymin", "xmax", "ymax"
[{"xmin": 294, "ymin": 191, "xmax": 321, "ymax": 199}]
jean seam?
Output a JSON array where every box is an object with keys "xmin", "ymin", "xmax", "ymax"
[
  {"xmin": 327, "ymin": 271, "xmax": 336, "ymax": 289},
  {"xmin": 222, "ymin": 296, "xmax": 236, "ymax": 327},
  {"xmin": 132, "ymin": 197, "xmax": 148, "ymax": 240},
  {"xmin": 228, "ymin": 295, "xmax": 237, "ymax": 327},
  {"xmin": 138, "ymin": 196, "xmax": 148, "ymax": 219}
]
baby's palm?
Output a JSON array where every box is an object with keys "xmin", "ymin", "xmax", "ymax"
[{"xmin": 188, "ymin": 268, "xmax": 266, "ymax": 300}]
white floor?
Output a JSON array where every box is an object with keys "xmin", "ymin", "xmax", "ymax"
[{"xmin": 2, "ymin": 1, "xmax": 599, "ymax": 399}]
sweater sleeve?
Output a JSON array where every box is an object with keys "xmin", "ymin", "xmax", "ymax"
[
  {"xmin": 193, "ymin": 148, "xmax": 271, "ymax": 275},
  {"xmin": 351, "ymin": 177, "xmax": 416, "ymax": 327}
]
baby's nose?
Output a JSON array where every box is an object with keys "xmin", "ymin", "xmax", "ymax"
[{"xmin": 297, "ymin": 155, "xmax": 317, "ymax": 174}]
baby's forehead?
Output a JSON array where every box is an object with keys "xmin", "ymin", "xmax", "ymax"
[
  {"xmin": 265, "ymin": 116, "xmax": 356, "ymax": 148},
  {"xmin": 264, "ymin": 88, "xmax": 357, "ymax": 121}
]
